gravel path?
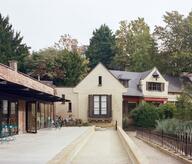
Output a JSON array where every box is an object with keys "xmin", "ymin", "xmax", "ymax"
[
  {"xmin": 127, "ymin": 131, "xmax": 182, "ymax": 164},
  {"xmin": 72, "ymin": 128, "xmax": 131, "ymax": 164}
]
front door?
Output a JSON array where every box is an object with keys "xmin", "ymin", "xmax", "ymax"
[
  {"xmin": 0, "ymin": 100, "xmax": 18, "ymax": 136},
  {"xmin": 26, "ymin": 102, "xmax": 37, "ymax": 133}
]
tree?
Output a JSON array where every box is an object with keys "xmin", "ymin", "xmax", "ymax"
[
  {"xmin": 54, "ymin": 34, "xmax": 88, "ymax": 55},
  {"xmin": 54, "ymin": 34, "xmax": 78, "ymax": 52},
  {"xmin": 154, "ymin": 11, "xmax": 192, "ymax": 75},
  {"xmin": 86, "ymin": 24, "xmax": 116, "ymax": 68},
  {"xmin": 174, "ymin": 84, "xmax": 192, "ymax": 120},
  {"xmin": 55, "ymin": 50, "xmax": 89, "ymax": 86},
  {"xmin": 23, "ymin": 48, "xmax": 89, "ymax": 86},
  {"xmin": 0, "ymin": 13, "xmax": 29, "ymax": 68},
  {"xmin": 113, "ymin": 18, "xmax": 157, "ymax": 71}
]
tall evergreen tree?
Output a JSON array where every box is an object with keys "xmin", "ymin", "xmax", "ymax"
[
  {"xmin": 0, "ymin": 13, "xmax": 29, "ymax": 68},
  {"xmin": 86, "ymin": 24, "xmax": 116, "ymax": 68}
]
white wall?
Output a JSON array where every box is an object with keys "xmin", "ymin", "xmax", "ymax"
[
  {"xmin": 74, "ymin": 63, "xmax": 127, "ymax": 127},
  {"xmin": 141, "ymin": 68, "xmax": 169, "ymax": 98},
  {"xmin": 167, "ymin": 92, "xmax": 180, "ymax": 102},
  {"xmin": 55, "ymin": 87, "xmax": 78, "ymax": 119}
]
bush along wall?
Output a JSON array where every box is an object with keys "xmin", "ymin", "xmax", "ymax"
[
  {"xmin": 129, "ymin": 102, "xmax": 176, "ymax": 129},
  {"xmin": 130, "ymin": 103, "xmax": 159, "ymax": 128}
]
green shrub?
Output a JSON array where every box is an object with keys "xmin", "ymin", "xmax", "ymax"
[
  {"xmin": 156, "ymin": 119, "xmax": 192, "ymax": 134},
  {"xmin": 158, "ymin": 103, "xmax": 176, "ymax": 119},
  {"xmin": 123, "ymin": 116, "xmax": 129, "ymax": 129},
  {"xmin": 156, "ymin": 118, "xmax": 179, "ymax": 134},
  {"xmin": 82, "ymin": 122, "xmax": 91, "ymax": 126},
  {"xmin": 130, "ymin": 102, "xmax": 159, "ymax": 128}
]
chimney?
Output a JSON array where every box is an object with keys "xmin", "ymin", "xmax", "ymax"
[{"xmin": 9, "ymin": 60, "xmax": 18, "ymax": 71}]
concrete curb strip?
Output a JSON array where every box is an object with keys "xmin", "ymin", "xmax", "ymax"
[
  {"xmin": 48, "ymin": 126, "xmax": 95, "ymax": 164},
  {"xmin": 137, "ymin": 136, "xmax": 192, "ymax": 164},
  {"xmin": 117, "ymin": 127, "xmax": 149, "ymax": 164}
]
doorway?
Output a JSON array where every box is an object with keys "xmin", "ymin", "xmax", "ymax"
[
  {"xmin": 0, "ymin": 100, "xmax": 18, "ymax": 135},
  {"xmin": 26, "ymin": 102, "xmax": 37, "ymax": 133}
]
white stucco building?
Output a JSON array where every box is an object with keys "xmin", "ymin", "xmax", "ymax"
[{"xmin": 55, "ymin": 63, "xmax": 185, "ymax": 127}]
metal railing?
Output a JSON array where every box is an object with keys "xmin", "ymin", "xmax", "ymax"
[{"xmin": 136, "ymin": 128, "xmax": 192, "ymax": 159}]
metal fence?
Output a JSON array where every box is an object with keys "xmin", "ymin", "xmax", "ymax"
[{"xmin": 136, "ymin": 128, "xmax": 192, "ymax": 159}]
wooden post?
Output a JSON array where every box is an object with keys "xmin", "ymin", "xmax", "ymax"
[{"xmin": 161, "ymin": 130, "xmax": 164, "ymax": 146}]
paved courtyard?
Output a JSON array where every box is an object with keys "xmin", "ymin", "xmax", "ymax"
[
  {"xmin": 0, "ymin": 127, "xmax": 89, "ymax": 164},
  {"xmin": 127, "ymin": 131, "xmax": 182, "ymax": 164},
  {"xmin": 72, "ymin": 128, "xmax": 131, "ymax": 164}
]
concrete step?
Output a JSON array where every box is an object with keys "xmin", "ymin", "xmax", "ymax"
[{"xmin": 89, "ymin": 122, "xmax": 114, "ymax": 128}]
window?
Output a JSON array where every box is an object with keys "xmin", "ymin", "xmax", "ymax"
[
  {"xmin": 147, "ymin": 82, "xmax": 164, "ymax": 91},
  {"xmin": 10, "ymin": 102, "xmax": 16, "ymax": 114},
  {"xmin": 2, "ymin": 100, "xmax": 8, "ymax": 114},
  {"xmin": 94, "ymin": 96, "xmax": 100, "ymax": 115},
  {"xmin": 120, "ymin": 79, "xmax": 129, "ymax": 88},
  {"xmin": 93, "ymin": 95, "xmax": 107, "ymax": 115},
  {"xmin": 98, "ymin": 76, "xmax": 102, "ymax": 86},
  {"xmin": 61, "ymin": 94, "xmax": 65, "ymax": 104},
  {"xmin": 68, "ymin": 102, "xmax": 72, "ymax": 113}
]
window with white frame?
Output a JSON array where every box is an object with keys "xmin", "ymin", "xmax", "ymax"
[{"xmin": 93, "ymin": 95, "xmax": 107, "ymax": 115}]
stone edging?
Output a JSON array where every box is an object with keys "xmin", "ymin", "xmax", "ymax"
[
  {"xmin": 137, "ymin": 136, "xmax": 192, "ymax": 164},
  {"xmin": 48, "ymin": 126, "xmax": 95, "ymax": 164},
  {"xmin": 117, "ymin": 127, "xmax": 149, "ymax": 164}
]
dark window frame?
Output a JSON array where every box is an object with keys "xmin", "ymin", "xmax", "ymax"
[
  {"xmin": 120, "ymin": 79, "xmax": 129, "ymax": 88},
  {"xmin": 147, "ymin": 82, "xmax": 164, "ymax": 92},
  {"xmin": 98, "ymin": 76, "xmax": 102, "ymax": 86},
  {"xmin": 61, "ymin": 94, "xmax": 65, "ymax": 104},
  {"xmin": 68, "ymin": 102, "xmax": 72, "ymax": 113}
]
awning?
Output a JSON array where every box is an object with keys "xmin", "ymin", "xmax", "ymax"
[{"xmin": 0, "ymin": 79, "xmax": 69, "ymax": 102}]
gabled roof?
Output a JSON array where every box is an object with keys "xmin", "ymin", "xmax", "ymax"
[
  {"xmin": 75, "ymin": 62, "xmax": 126, "ymax": 89},
  {"xmin": 110, "ymin": 70, "xmax": 151, "ymax": 97},
  {"xmin": 110, "ymin": 68, "xmax": 183, "ymax": 96}
]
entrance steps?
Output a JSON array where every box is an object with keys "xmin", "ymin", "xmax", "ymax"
[{"xmin": 89, "ymin": 122, "xmax": 114, "ymax": 128}]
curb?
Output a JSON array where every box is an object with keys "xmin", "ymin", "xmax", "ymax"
[
  {"xmin": 117, "ymin": 127, "xmax": 149, "ymax": 164},
  {"xmin": 137, "ymin": 136, "xmax": 192, "ymax": 164},
  {"xmin": 48, "ymin": 126, "xmax": 95, "ymax": 164}
]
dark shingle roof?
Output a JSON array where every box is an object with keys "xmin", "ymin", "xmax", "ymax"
[
  {"xmin": 110, "ymin": 70, "xmax": 150, "ymax": 97},
  {"xmin": 110, "ymin": 69, "xmax": 183, "ymax": 96},
  {"xmin": 164, "ymin": 75, "xmax": 183, "ymax": 93}
]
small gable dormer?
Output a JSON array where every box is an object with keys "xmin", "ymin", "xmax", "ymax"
[{"xmin": 141, "ymin": 67, "xmax": 169, "ymax": 98}]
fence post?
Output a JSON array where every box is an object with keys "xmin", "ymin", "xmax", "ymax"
[
  {"xmin": 185, "ymin": 132, "xmax": 188, "ymax": 156},
  {"xmin": 161, "ymin": 130, "xmax": 164, "ymax": 146}
]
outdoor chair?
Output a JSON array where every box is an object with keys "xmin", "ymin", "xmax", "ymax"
[{"xmin": 0, "ymin": 124, "xmax": 17, "ymax": 144}]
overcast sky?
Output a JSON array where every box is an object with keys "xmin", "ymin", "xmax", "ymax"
[{"xmin": 0, "ymin": 0, "xmax": 192, "ymax": 51}]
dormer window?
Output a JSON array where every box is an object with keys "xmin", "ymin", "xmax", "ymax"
[
  {"xmin": 98, "ymin": 76, "xmax": 102, "ymax": 86},
  {"xmin": 152, "ymin": 71, "xmax": 159, "ymax": 80},
  {"xmin": 120, "ymin": 79, "xmax": 129, "ymax": 88},
  {"xmin": 147, "ymin": 82, "xmax": 164, "ymax": 91}
]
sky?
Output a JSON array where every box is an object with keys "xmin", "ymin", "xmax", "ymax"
[{"xmin": 0, "ymin": 0, "xmax": 192, "ymax": 51}]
